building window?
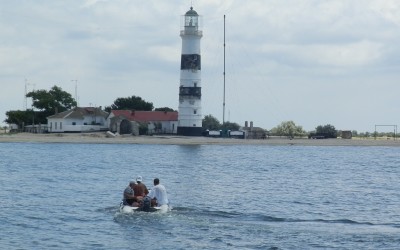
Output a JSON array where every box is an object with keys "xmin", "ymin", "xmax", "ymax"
[
  {"xmin": 193, "ymin": 124, "xmax": 196, "ymax": 126},
  {"xmin": 72, "ymin": 122, "xmax": 76, "ymax": 125},
  {"xmin": 194, "ymin": 82, "xmax": 197, "ymax": 87},
  {"xmin": 55, "ymin": 122, "xmax": 57, "ymax": 129},
  {"xmin": 60, "ymin": 122, "xmax": 62, "ymax": 130},
  {"xmin": 193, "ymin": 109, "xmax": 197, "ymax": 114}
]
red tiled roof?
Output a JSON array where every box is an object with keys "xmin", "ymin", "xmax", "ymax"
[{"xmin": 111, "ymin": 110, "xmax": 178, "ymax": 122}]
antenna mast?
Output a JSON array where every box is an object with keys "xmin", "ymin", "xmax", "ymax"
[
  {"xmin": 71, "ymin": 79, "xmax": 78, "ymax": 107},
  {"xmin": 24, "ymin": 78, "xmax": 28, "ymax": 110},
  {"xmin": 223, "ymin": 14, "xmax": 226, "ymax": 124},
  {"xmin": 24, "ymin": 79, "xmax": 35, "ymax": 110}
]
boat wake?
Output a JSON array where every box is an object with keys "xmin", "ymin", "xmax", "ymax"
[
  {"xmin": 171, "ymin": 207, "xmax": 400, "ymax": 229},
  {"xmin": 109, "ymin": 203, "xmax": 400, "ymax": 230}
]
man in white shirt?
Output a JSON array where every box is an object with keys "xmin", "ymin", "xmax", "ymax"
[{"xmin": 148, "ymin": 178, "xmax": 169, "ymax": 206}]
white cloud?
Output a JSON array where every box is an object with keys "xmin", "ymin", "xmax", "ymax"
[
  {"xmin": 261, "ymin": 40, "xmax": 384, "ymax": 67},
  {"xmin": 147, "ymin": 45, "xmax": 180, "ymax": 63},
  {"xmin": 369, "ymin": 0, "xmax": 400, "ymax": 26}
]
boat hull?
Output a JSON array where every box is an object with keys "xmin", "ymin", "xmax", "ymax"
[{"xmin": 119, "ymin": 204, "xmax": 170, "ymax": 214}]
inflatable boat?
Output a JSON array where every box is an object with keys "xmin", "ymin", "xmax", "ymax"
[{"xmin": 119, "ymin": 203, "xmax": 170, "ymax": 213}]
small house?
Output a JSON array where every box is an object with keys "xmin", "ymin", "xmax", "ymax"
[{"xmin": 47, "ymin": 107, "xmax": 109, "ymax": 133}]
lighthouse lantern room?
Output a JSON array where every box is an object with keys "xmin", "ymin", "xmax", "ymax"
[{"xmin": 177, "ymin": 7, "xmax": 203, "ymax": 136}]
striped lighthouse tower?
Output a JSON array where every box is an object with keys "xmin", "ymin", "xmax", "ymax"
[{"xmin": 177, "ymin": 7, "xmax": 203, "ymax": 136}]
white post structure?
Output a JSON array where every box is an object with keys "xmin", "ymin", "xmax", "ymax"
[{"xmin": 177, "ymin": 7, "xmax": 203, "ymax": 136}]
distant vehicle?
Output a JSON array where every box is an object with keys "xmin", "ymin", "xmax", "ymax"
[
  {"xmin": 309, "ymin": 134, "xmax": 326, "ymax": 139},
  {"xmin": 308, "ymin": 132, "xmax": 336, "ymax": 139}
]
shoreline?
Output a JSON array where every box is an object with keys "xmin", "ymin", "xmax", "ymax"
[{"xmin": 0, "ymin": 132, "xmax": 399, "ymax": 146}]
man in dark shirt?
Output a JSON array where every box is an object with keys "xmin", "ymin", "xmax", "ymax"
[{"xmin": 123, "ymin": 180, "xmax": 138, "ymax": 206}]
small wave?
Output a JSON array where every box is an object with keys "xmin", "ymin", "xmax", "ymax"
[
  {"xmin": 98, "ymin": 205, "xmax": 119, "ymax": 213},
  {"xmin": 169, "ymin": 206, "xmax": 194, "ymax": 212},
  {"xmin": 311, "ymin": 218, "xmax": 374, "ymax": 226},
  {"xmin": 305, "ymin": 219, "xmax": 400, "ymax": 229},
  {"xmin": 191, "ymin": 208, "xmax": 243, "ymax": 219},
  {"xmin": 240, "ymin": 213, "xmax": 382, "ymax": 227},
  {"xmin": 170, "ymin": 206, "xmax": 244, "ymax": 218},
  {"xmin": 292, "ymin": 200, "xmax": 314, "ymax": 206},
  {"xmin": 204, "ymin": 210, "xmax": 242, "ymax": 218}
]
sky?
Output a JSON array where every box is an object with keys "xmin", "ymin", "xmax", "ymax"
[{"xmin": 1, "ymin": 0, "xmax": 399, "ymax": 133}]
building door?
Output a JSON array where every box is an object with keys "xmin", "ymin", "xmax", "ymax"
[{"xmin": 120, "ymin": 119, "xmax": 132, "ymax": 134}]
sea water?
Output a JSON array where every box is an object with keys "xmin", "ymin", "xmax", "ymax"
[{"xmin": 0, "ymin": 142, "xmax": 399, "ymax": 249}]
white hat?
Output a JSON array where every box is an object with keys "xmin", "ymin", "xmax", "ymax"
[{"xmin": 136, "ymin": 176, "xmax": 143, "ymax": 182}]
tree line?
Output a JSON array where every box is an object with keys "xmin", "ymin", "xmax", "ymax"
[
  {"xmin": 5, "ymin": 85, "xmax": 174, "ymax": 128},
  {"xmin": 5, "ymin": 85, "xmax": 392, "ymax": 138}
]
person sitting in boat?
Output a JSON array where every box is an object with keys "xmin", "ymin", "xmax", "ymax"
[
  {"xmin": 122, "ymin": 180, "xmax": 139, "ymax": 207},
  {"xmin": 133, "ymin": 176, "xmax": 149, "ymax": 202},
  {"xmin": 148, "ymin": 178, "xmax": 169, "ymax": 207}
]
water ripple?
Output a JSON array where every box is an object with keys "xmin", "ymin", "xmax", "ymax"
[{"xmin": 1, "ymin": 143, "xmax": 400, "ymax": 249}]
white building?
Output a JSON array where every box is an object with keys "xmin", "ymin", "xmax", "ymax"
[
  {"xmin": 177, "ymin": 7, "xmax": 203, "ymax": 136},
  {"xmin": 47, "ymin": 107, "xmax": 108, "ymax": 133}
]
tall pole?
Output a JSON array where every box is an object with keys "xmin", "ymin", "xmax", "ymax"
[
  {"xmin": 223, "ymin": 15, "xmax": 226, "ymax": 125},
  {"xmin": 71, "ymin": 80, "xmax": 78, "ymax": 107},
  {"xmin": 24, "ymin": 79, "xmax": 35, "ymax": 110},
  {"xmin": 24, "ymin": 78, "xmax": 28, "ymax": 110}
]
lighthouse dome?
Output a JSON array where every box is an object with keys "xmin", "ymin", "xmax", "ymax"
[{"xmin": 185, "ymin": 7, "xmax": 198, "ymax": 16}]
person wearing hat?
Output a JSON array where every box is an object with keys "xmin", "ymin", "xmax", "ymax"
[
  {"xmin": 133, "ymin": 175, "xmax": 149, "ymax": 201},
  {"xmin": 122, "ymin": 180, "xmax": 139, "ymax": 207}
]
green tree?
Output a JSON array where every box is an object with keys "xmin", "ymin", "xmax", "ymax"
[
  {"xmin": 105, "ymin": 95, "xmax": 153, "ymax": 112},
  {"xmin": 21, "ymin": 85, "xmax": 77, "ymax": 124},
  {"xmin": 27, "ymin": 85, "xmax": 77, "ymax": 115},
  {"xmin": 138, "ymin": 122, "xmax": 148, "ymax": 135},
  {"xmin": 271, "ymin": 120, "xmax": 305, "ymax": 138},
  {"xmin": 315, "ymin": 124, "xmax": 337, "ymax": 138},
  {"xmin": 221, "ymin": 121, "xmax": 240, "ymax": 131},
  {"xmin": 202, "ymin": 114, "xmax": 221, "ymax": 131},
  {"xmin": 4, "ymin": 110, "xmax": 31, "ymax": 127},
  {"xmin": 154, "ymin": 107, "xmax": 176, "ymax": 112},
  {"xmin": 5, "ymin": 86, "xmax": 76, "ymax": 126}
]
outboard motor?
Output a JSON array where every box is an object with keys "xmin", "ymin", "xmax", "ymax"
[{"xmin": 140, "ymin": 196, "xmax": 152, "ymax": 212}]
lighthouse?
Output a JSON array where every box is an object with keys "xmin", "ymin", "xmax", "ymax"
[{"xmin": 177, "ymin": 7, "xmax": 203, "ymax": 136}]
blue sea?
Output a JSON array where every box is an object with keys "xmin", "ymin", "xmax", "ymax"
[{"xmin": 1, "ymin": 142, "xmax": 399, "ymax": 249}]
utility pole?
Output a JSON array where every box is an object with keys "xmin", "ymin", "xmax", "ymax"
[
  {"xmin": 24, "ymin": 79, "xmax": 35, "ymax": 110},
  {"xmin": 71, "ymin": 79, "xmax": 78, "ymax": 107},
  {"xmin": 223, "ymin": 15, "xmax": 226, "ymax": 125},
  {"xmin": 24, "ymin": 79, "xmax": 28, "ymax": 110}
]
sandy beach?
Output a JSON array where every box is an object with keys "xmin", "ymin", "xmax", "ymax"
[{"xmin": 0, "ymin": 132, "xmax": 399, "ymax": 146}]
